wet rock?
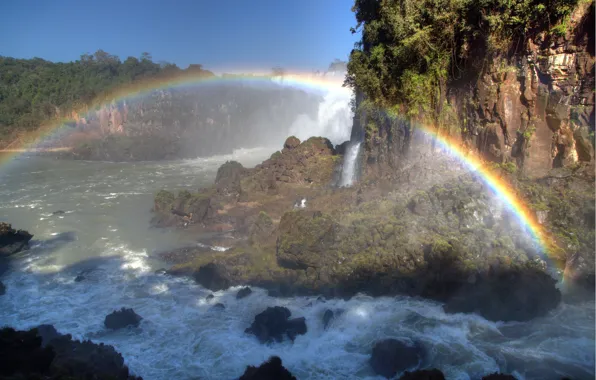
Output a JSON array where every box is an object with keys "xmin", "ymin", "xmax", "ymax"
[
  {"xmin": 0, "ymin": 280, "xmax": 4, "ymax": 295},
  {"xmin": 52, "ymin": 210, "xmax": 66, "ymax": 215},
  {"xmin": 399, "ymin": 369, "xmax": 446, "ymax": 380},
  {"xmin": 193, "ymin": 262, "xmax": 232, "ymax": 291},
  {"xmin": 245, "ymin": 306, "xmax": 307, "ymax": 344},
  {"xmin": 237, "ymin": 287, "xmax": 253, "ymax": 299},
  {"xmin": 482, "ymin": 374, "xmax": 517, "ymax": 380},
  {"xmin": 0, "ymin": 222, "xmax": 33, "ymax": 257},
  {"xmin": 322, "ymin": 309, "xmax": 334, "ymax": 330},
  {"xmin": 443, "ymin": 267, "xmax": 561, "ymax": 322},
  {"xmin": 1, "ymin": 326, "xmax": 141, "ymax": 379},
  {"xmin": 370, "ymin": 339, "xmax": 425, "ymax": 378},
  {"xmin": 283, "ymin": 136, "xmax": 301, "ymax": 150},
  {"xmin": 210, "ymin": 303, "xmax": 225, "ymax": 311},
  {"xmin": 104, "ymin": 308, "xmax": 143, "ymax": 330},
  {"xmin": 239, "ymin": 356, "xmax": 296, "ymax": 380},
  {"xmin": 74, "ymin": 275, "xmax": 85, "ymax": 282},
  {"xmin": 35, "ymin": 325, "xmax": 63, "ymax": 347},
  {"xmin": 206, "ymin": 294, "xmax": 215, "ymax": 301},
  {"xmin": 285, "ymin": 317, "xmax": 307, "ymax": 341},
  {"xmin": 154, "ymin": 268, "xmax": 167, "ymax": 275}
]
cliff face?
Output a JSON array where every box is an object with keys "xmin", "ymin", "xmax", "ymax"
[
  {"xmin": 57, "ymin": 83, "xmax": 321, "ymax": 161},
  {"xmin": 359, "ymin": 2, "xmax": 594, "ymax": 179}
]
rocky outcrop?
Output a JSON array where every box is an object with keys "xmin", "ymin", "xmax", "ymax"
[
  {"xmin": 236, "ymin": 286, "xmax": 253, "ymax": 299},
  {"xmin": 0, "ymin": 326, "xmax": 141, "ymax": 379},
  {"xmin": 239, "ymin": 356, "xmax": 296, "ymax": 380},
  {"xmin": 104, "ymin": 308, "xmax": 143, "ymax": 330},
  {"xmin": 151, "ymin": 137, "xmax": 341, "ymax": 231},
  {"xmin": 0, "ymin": 222, "xmax": 33, "ymax": 257},
  {"xmin": 244, "ymin": 306, "xmax": 307, "ymax": 344},
  {"xmin": 369, "ymin": 339, "xmax": 426, "ymax": 378}
]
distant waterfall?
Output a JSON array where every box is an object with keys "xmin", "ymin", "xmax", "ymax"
[{"xmin": 339, "ymin": 141, "xmax": 361, "ymax": 187}]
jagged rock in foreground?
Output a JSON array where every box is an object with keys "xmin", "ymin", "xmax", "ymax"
[
  {"xmin": 245, "ymin": 306, "xmax": 307, "ymax": 344},
  {"xmin": 370, "ymin": 339, "xmax": 426, "ymax": 378},
  {"xmin": 239, "ymin": 356, "xmax": 296, "ymax": 380},
  {"xmin": 0, "ymin": 222, "xmax": 33, "ymax": 257},
  {"xmin": 104, "ymin": 307, "xmax": 143, "ymax": 329},
  {"xmin": 0, "ymin": 326, "xmax": 141, "ymax": 379}
]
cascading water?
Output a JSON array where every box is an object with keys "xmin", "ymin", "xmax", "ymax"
[{"xmin": 339, "ymin": 141, "xmax": 361, "ymax": 187}]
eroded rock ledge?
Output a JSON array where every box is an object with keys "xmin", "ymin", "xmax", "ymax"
[{"xmin": 152, "ymin": 136, "xmax": 594, "ymax": 322}]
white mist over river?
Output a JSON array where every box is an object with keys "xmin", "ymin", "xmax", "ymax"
[{"xmin": 0, "ymin": 150, "xmax": 593, "ymax": 380}]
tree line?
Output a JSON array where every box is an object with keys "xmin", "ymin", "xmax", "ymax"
[{"xmin": 0, "ymin": 50, "xmax": 213, "ymax": 138}]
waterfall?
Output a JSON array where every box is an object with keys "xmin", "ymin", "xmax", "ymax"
[{"xmin": 339, "ymin": 141, "xmax": 361, "ymax": 187}]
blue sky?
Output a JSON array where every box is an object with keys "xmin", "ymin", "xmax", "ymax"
[{"xmin": 0, "ymin": 0, "xmax": 359, "ymax": 73}]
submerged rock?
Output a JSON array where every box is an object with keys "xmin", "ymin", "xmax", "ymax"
[
  {"xmin": 245, "ymin": 306, "xmax": 307, "ymax": 344},
  {"xmin": 104, "ymin": 308, "xmax": 143, "ymax": 330},
  {"xmin": 399, "ymin": 369, "xmax": 446, "ymax": 380},
  {"xmin": 210, "ymin": 303, "xmax": 225, "ymax": 311},
  {"xmin": 322, "ymin": 309, "xmax": 334, "ymax": 330},
  {"xmin": 481, "ymin": 375, "xmax": 517, "ymax": 380},
  {"xmin": 52, "ymin": 210, "xmax": 66, "ymax": 215},
  {"xmin": 370, "ymin": 339, "xmax": 425, "ymax": 378},
  {"xmin": 237, "ymin": 286, "xmax": 253, "ymax": 299},
  {"xmin": 206, "ymin": 294, "xmax": 215, "ymax": 301},
  {"xmin": 74, "ymin": 275, "xmax": 85, "ymax": 282},
  {"xmin": 0, "ymin": 222, "xmax": 33, "ymax": 257},
  {"xmin": 239, "ymin": 355, "xmax": 296, "ymax": 380},
  {"xmin": 0, "ymin": 280, "xmax": 4, "ymax": 295}
]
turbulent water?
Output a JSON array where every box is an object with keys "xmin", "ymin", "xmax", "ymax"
[
  {"xmin": 0, "ymin": 151, "xmax": 594, "ymax": 380},
  {"xmin": 288, "ymin": 88, "xmax": 353, "ymax": 146}
]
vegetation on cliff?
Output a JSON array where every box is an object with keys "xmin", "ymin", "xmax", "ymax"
[
  {"xmin": 0, "ymin": 51, "xmax": 213, "ymax": 142},
  {"xmin": 345, "ymin": 0, "xmax": 583, "ymax": 120}
]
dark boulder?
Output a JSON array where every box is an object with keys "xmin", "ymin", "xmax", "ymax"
[
  {"xmin": 482, "ymin": 375, "xmax": 517, "ymax": 380},
  {"xmin": 215, "ymin": 160, "xmax": 246, "ymax": 196},
  {"xmin": 0, "ymin": 222, "xmax": 33, "ymax": 257},
  {"xmin": 104, "ymin": 308, "xmax": 143, "ymax": 330},
  {"xmin": 322, "ymin": 309, "xmax": 334, "ymax": 330},
  {"xmin": 52, "ymin": 210, "xmax": 66, "ymax": 215},
  {"xmin": 237, "ymin": 287, "xmax": 253, "ymax": 299},
  {"xmin": 36, "ymin": 325, "xmax": 63, "ymax": 347},
  {"xmin": 210, "ymin": 303, "xmax": 225, "ymax": 311},
  {"xmin": 245, "ymin": 306, "xmax": 307, "ymax": 344},
  {"xmin": 283, "ymin": 136, "xmax": 301, "ymax": 150},
  {"xmin": 193, "ymin": 262, "xmax": 232, "ymax": 291},
  {"xmin": 239, "ymin": 356, "xmax": 296, "ymax": 380},
  {"xmin": 1, "ymin": 326, "xmax": 141, "ymax": 380},
  {"xmin": 74, "ymin": 275, "xmax": 85, "ymax": 282},
  {"xmin": 370, "ymin": 339, "xmax": 425, "ymax": 379},
  {"xmin": 443, "ymin": 267, "xmax": 561, "ymax": 322},
  {"xmin": 206, "ymin": 294, "xmax": 215, "ymax": 301},
  {"xmin": 399, "ymin": 369, "xmax": 446, "ymax": 380}
]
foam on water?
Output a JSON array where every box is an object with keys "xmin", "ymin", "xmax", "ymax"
[{"xmin": 0, "ymin": 244, "xmax": 594, "ymax": 380}]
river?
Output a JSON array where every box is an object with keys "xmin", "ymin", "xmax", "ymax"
[{"xmin": 0, "ymin": 152, "xmax": 594, "ymax": 380}]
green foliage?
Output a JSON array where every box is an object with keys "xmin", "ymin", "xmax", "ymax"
[
  {"xmin": 0, "ymin": 50, "xmax": 214, "ymax": 140},
  {"xmin": 346, "ymin": 0, "xmax": 579, "ymax": 117}
]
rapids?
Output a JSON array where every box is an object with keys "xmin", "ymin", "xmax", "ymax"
[{"xmin": 0, "ymin": 151, "xmax": 593, "ymax": 380}]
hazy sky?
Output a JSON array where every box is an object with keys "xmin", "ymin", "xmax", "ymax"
[{"xmin": 0, "ymin": 0, "xmax": 359, "ymax": 72}]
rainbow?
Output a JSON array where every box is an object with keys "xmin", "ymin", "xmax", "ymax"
[
  {"xmin": 0, "ymin": 70, "xmax": 350, "ymax": 165},
  {"xmin": 412, "ymin": 124, "xmax": 561, "ymax": 268},
  {"xmin": 0, "ymin": 70, "xmax": 561, "ymax": 271}
]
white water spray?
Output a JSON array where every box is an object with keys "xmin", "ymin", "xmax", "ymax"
[
  {"xmin": 339, "ymin": 142, "xmax": 361, "ymax": 187},
  {"xmin": 288, "ymin": 89, "xmax": 353, "ymax": 146}
]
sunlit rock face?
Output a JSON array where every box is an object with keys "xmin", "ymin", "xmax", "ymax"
[{"xmin": 357, "ymin": 3, "xmax": 594, "ymax": 180}]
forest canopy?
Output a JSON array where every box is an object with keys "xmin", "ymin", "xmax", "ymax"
[
  {"xmin": 0, "ymin": 51, "xmax": 213, "ymax": 138},
  {"xmin": 345, "ymin": 0, "xmax": 583, "ymax": 119}
]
